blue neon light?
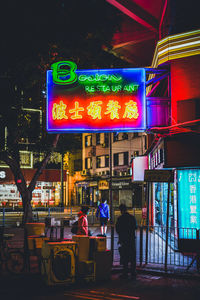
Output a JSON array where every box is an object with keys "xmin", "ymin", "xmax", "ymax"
[{"xmin": 178, "ymin": 169, "xmax": 200, "ymax": 239}]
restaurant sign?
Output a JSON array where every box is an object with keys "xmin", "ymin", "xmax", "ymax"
[{"xmin": 46, "ymin": 61, "xmax": 146, "ymax": 132}]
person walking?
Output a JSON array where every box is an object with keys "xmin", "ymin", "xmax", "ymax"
[
  {"xmin": 77, "ymin": 205, "xmax": 90, "ymax": 235},
  {"xmin": 141, "ymin": 202, "xmax": 147, "ymax": 226},
  {"xmin": 96, "ymin": 199, "xmax": 110, "ymax": 236},
  {"xmin": 116, "ymin": 203, "xmax": 137, "ymax": 279}
]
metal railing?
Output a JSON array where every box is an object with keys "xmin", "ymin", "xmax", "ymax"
[
  {"xmin": 44, "ymin": 223, "xmax": 199, "ymax": 273},
  {"xmin": 1, "ymin": 210, "xmax": 199, "ymax": 274},
  {"xmin": 112, "ymin": 226, "xmax": 199, "ymax": 273}
]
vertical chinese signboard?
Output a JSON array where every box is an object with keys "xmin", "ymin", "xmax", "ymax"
[
  {"xmin": 177, "ymin": 169, "xmax": 200, "ymax": 239},
  {"xmin": 46, "ymin": 61, "xmax": 146, "ymax": 132}
]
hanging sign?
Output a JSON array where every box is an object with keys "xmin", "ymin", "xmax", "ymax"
[
  {"xmin": 144, "ymin": 170, "xmax": 174, "ymax": 182},
  {"xmin": 46, "ymin": 61, "xmax": 146, "ymax": 132}
]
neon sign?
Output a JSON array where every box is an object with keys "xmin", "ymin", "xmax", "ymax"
[
  {"xmin": 47, "ymin": 61, "xmax": 146, "ymax": 132},
  {"xmin": 51, "ymin": 61, "xmax": 77, "ymax": 85},
  {"xmin": 178, "ymin": 169, "xmax": 200, "ymax": 239}
]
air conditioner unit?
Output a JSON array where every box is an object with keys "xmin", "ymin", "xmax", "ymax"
[
  {"xmin": 102, "ymin": 143, "xmax": 106, "ymax": 148},
  {"xmin": 41, "ymin": 241, "xmax": 77, "ymax": 286},
  {"xmin": 81, "ymin": 170, "xmax": 87, "ymax": 176}
]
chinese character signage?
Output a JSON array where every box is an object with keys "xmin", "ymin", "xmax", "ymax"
[
  {"xmin": 46, "ymin": 61, "xmax": 146, "ymax": 132},
  {"xmin": 178, "ymin": 169, "xmax": 200, "ymax": 239}
]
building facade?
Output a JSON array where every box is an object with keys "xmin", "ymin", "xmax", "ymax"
[
  {"xmin": 146, "ymin": 28, "xmax": 200, "ymax": 249},
  {"xmin": 75, "ymin": 132, "xmax": 147, "ymax": 208}
]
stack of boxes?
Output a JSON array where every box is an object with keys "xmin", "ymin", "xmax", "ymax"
[
  {"xmin": 25, "ymin": 223, "xmax": 49, "ymax": 253},
  {"xmin": 72, "ymin": 235, "xmax": 112, "ymax": 282}
]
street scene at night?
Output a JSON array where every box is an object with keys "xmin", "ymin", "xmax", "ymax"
[{"xmin": 1, "ymin": 1, "xmax": 200, "ymax": 299}]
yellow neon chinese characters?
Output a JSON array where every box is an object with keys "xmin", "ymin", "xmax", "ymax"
[
  {"xmin": 123, "ymin": 100, "xmax": 139, "ymax": 119},
  {"xmin": 52, "ymin": 99, "xmax": 139, "ymax": 121},
  {"xmin": 87, "ymin": 101, "xmax": 103, "ymax": 120},
  {"xmin": 69, "ymin": 101, "xmax": 84, "ymax": 119},
  {"xmin": 52, "ymin": 101, "xmax": 68, "ymax": 120},
  {"xmin": 104, "ymin": 100, "xmax": 121, "ymax": 120}
]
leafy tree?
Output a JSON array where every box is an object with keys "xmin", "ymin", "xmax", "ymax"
[{"xmin": 0, "ymin": 0, "xmax": 128, "ymax": 222}]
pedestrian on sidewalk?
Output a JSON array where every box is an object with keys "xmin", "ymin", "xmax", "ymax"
[
  {"xmin": 96, "ymin": 199, "xmax": 110, "ymax": 236},
  {"xmin": 116, "ymin": 203, "xmax": 137, "ymax": 279},
  {"xmin": 141, "ymin": 202, "xmax": 147, "ymax": 226},
  {"xmin": 77, "ymin": 205, "xmax": 90, "ymax": 235}
]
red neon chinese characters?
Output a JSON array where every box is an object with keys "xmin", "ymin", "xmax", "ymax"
[
  {"xmin": 52, "ymin": 101, "xmax": 68, "ymax": 120},
  {"xmin": 104, "ymin": 100, "xmax": 121, "ymax": 120},
  {"xmin": 123, "ymin": 100, "xmax": 139, "ymax": 119},
  {"xmin": 69, "ymin": 101, "xmax": 84, "ymax": 119},
  {"xmin": 87, "ymin": 101, "xmax": 103, "ymax": 120}
]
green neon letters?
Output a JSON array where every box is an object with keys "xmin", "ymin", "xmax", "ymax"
[
  {"xmin": 78, "ymin": 74, "xmax": 122, "ymax": 83},
  {"xmin": 50, "ymin": 61, "xmax": 139, "ymax": 94},
  {"xmin": 51, "ymin": 61, "xmax": 77, "ymax": 85},
  {"xmin": 84, "ymin": 84, "xmax": 139, "ymax": 93}
]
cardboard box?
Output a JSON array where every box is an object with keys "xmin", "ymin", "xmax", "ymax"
[
  {"xmin": 28, "ymin": 236, "xmax": 49, "ymax": 250},
  {"xmin": 72, "ymin": 235, "xmax": 90, "ymax": 261},
  {"xmin": 94, "ymin": 250, "xmax": 112, "ymax": 281}
]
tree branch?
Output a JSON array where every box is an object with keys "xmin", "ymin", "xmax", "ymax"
[
  {"xmin": 28, "ymin": 134, "xmax": 60, "ymax": 192},
  {"xmin": 0, "ymin": 151, "xmax": 27, "ymax": 194}
]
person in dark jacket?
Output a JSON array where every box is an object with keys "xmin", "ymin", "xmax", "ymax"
[
  {"xmin": 96, "ymin": 199, "xmax": 110, "ymax": 236},
  {"xmin": 116, "ymin": 203, "xmax": 137, "ymax": 279}
]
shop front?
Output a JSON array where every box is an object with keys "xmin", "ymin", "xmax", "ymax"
[
  {"xmin": 111, "ymin": 179, "xmax": 134, "ymax": 208},
  {"xmin": 148, "ymin": 139, "xmax": 177, "ymax": 230},
  {"xmin": 148, "ymin": 133, "xmax": 200, "ymax": 250},
  {"xmin": 76, "ymin": 180, "xmax": 98, "ymax": 206},
  {"xmin": 0, "ymin": 168, "xmax": 64, "ymax": 208}
]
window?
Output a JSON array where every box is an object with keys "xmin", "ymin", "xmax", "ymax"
[
  {"xmin": 113, "ymin": 132, "xmax": 119, "ymax": 142},
  {"xmin": 96, "ymin": 133, "xmax": 100, "ymax": 145},
  {"xmin": 122, "ymin": 133, "xmax": 128, "ymax": 140},
  {"xmin": 105, "ymin": 155, "xmax": 109, "ymax": 167},
  {"xmin": 113, "ymin": 152, "xmax": 129, "ymax": 166},
  {"xmin": 124, "ymin": 152, "xmax": 128, "ymax": 165},
  {"xmin": 96, "ymin": 155, "xmax": 110, "ymax": 168},
  {"xmin": 96, "ymin": 157, "xmax": 101, "ymax": 168},
  {"xmin": 104, "ymin": 133, "xmax": 109, "ymax": 147},
  {"xmin": 134, "ymin": 151, "xmax": 139, "ymax": 157},
  {"xmin": 85, "ymin": 135, "xmax": 92, "ymax": 147},
  {"xmin": 133, "ymin": 133, "xmax": 139, "ymax": 138},
  {"xmin": 114, "ymin": 153, "xmax": 119, "ymax": 166},
  {"xmin": 85, "ymin": 157, "xmax": 92, "ymax": 169}
]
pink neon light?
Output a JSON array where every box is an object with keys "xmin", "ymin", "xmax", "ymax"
[
  {"xmin": 106, "ymin": 0, "xmax": 157, "ymax": 32},
  {"xmin": 159, "ymin": 0, "xmax": 168, "ymax": 39}
]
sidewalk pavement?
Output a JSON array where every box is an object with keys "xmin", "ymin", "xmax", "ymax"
[{"xmin": 0, "ymin": 269, "xmax": 200, "ymax": 300}]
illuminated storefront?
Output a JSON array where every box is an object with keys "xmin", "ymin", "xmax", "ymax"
[
  {"xmin": 0, "ymin": 168, "xmax": 64, "ymax": 208},
  {"xmin": 177, "ymin": 169, "xmax": 200, "ymax": 239}
]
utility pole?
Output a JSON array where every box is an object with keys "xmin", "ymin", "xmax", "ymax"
[
  {"xmin": 109, "ymin": 132, "xmax": 113, "ymax": 223},
  {"xmin": 109, "ymin": 132, "xmax": 114, "ymax": 264},
  {"xmin": 60, "ymin": 152, "xmax": 64, "ymax": 210}
]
